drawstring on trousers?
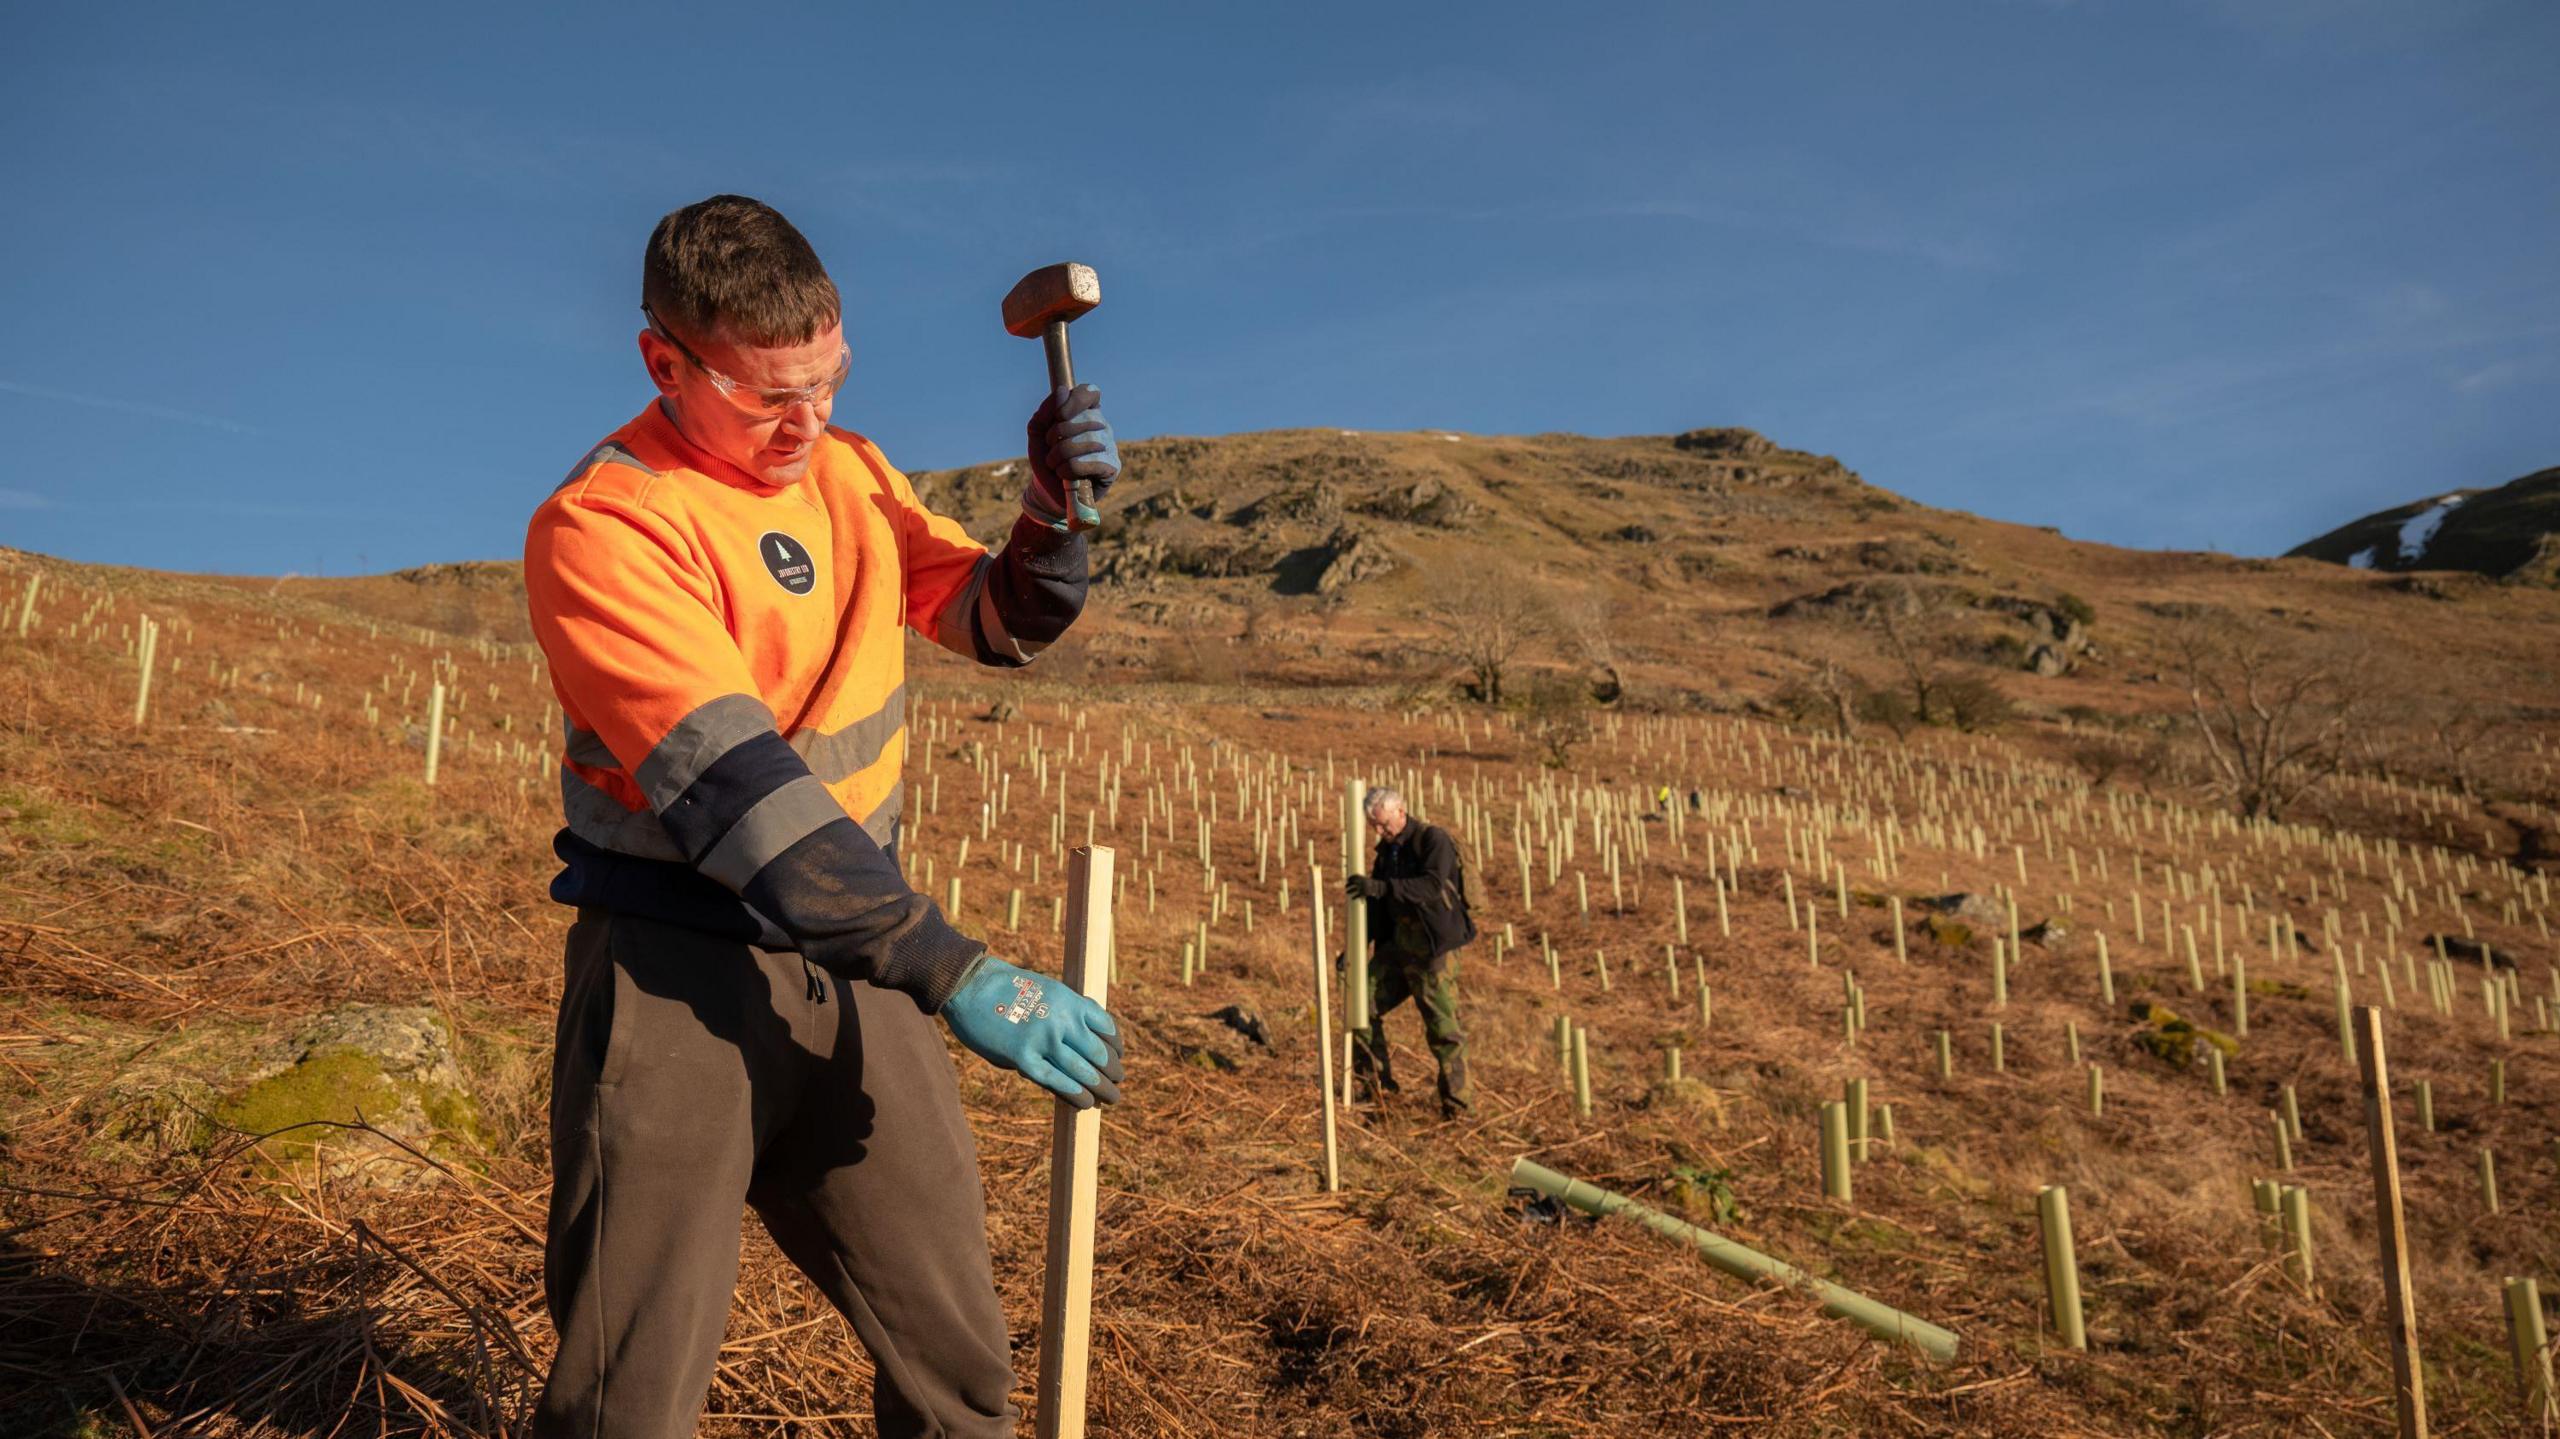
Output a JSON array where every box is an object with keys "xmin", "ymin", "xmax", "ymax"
[{"xmin": 802, "ymin": 955, "xmax": 826, "ymax": 1003}]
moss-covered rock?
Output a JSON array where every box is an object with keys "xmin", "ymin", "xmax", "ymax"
[
  {"xmin": 72, "ymin": 1005, "xmax": 480, "ymax": 1186},
  {"xmin": 2127, "ymin": 1000, "xmax": 2239, "ymax": 1071}
]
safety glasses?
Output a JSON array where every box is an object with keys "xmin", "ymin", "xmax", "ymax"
[{"xmin": 644, "ymin": 304, "xmax": 850, "ymax": 418}]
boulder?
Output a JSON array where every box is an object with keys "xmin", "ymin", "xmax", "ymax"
[
  {"xmin": 1917, "ymin": 893, "xmax": 2006, "ymax": 930},
  {"xmin": 1209, "ymin": 1004, "xmax": 1270, "ymax": 1048},
  {"xmin": 75, "ymin": 1004, "xmax": 480, "ymax": 1187},
  {"xmin": 2021, "ymin": 916, "xmax": 2077, "ymax": 958}
]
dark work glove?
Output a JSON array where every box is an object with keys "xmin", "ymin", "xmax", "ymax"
[
  {"xmin": 942, "ymin": 956, "xmax": 1125, "ymax": 1108},
  {"xmin": 1023, "ymin": 384, "xmax": 1119, "ymax": 532},
  {"xmin": 1344, "ymin": 874, "xmax": 1385, "ymax": 901}
]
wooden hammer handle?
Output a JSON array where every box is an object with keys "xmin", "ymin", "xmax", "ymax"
[{"xmin": 1041, "ymin": 321, "xmax": 1100, "ymax": 534}]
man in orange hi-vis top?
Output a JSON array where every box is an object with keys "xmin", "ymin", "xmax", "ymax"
[{"xmin": 523, "ymin": 195, "xmax": 1124, "ymax": 1439}]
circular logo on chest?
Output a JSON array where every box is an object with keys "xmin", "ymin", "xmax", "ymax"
[{"xmin": 759, "ymin": 531, "xmax": 817, "ymax": 596}]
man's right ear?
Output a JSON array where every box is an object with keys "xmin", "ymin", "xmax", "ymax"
[{"xmin": 638, "ymin": 331, "xmax": 682, "ymax": 399}]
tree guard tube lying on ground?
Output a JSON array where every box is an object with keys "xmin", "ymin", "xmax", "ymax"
[{"xmin": 1507, "ymin": 1157, "xmax": 1961, "ymax": 1364}]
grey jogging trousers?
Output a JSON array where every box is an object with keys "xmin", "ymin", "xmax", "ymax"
[{"xmin": 534, "ymin": 909, "xmax": 1017, "ymax": 1438}]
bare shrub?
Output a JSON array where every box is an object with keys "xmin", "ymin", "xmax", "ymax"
[
  {"xmin": 1855, "ymin": 684, "xmax": 1918, "ymax": 740},
  {"xmin": 1937, "ymin": 675, "xmax": 2016, "ymax": 732},
  {"xmin": 2173, "ymin": 623, "xmax": 2364, "ymax": 821},
  {"xmin": 1422, "ymin": 564, "xmax": 1554, "ymax": 705},
  {"xmin": 1517, "ymin": 673, "xmax": 1595, "ymax": 768}
]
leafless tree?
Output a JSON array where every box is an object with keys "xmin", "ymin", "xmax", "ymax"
[
  {"xmin": 1775, "ymin": 659, "xmax": 1860, "ymax": 738},
  {"xmin": 1867, "ymin": 581, "xmax": 1952, "ymax": 725},
  {"xmin": 1421, "ymin": 565, "xmax": 1554, "ymax": 704},
  {"xmin": 2173, "ymin": 624, "xmax": 2364, "ymax": 821},
  {"xmin": 1553, "ymin": 587, "xmax": 1625, "ymax": 704},
  {"xmin": 2423, "ymin": 697, "xmax": 2504, "ymax": 802}
]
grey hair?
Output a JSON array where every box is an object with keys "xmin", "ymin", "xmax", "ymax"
[{"xmin": 1363, "ymin": 786, "xmax": 1405, "ymax": 818}]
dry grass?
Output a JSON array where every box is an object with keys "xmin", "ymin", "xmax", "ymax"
[{"xmin": 2, "ymin": 544, "xmax": 2556, "ymax": 1437}]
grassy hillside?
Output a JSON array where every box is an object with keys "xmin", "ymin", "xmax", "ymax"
[
  {"xmin": 3, "ymin": 527, "xmax": 2558, "ymax": 1435},
  {"xmin": 250, "ymin": 424, "xmax": 2560, "ymax": 740}
]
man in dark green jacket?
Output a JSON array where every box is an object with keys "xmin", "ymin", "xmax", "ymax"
[{"xmin": 1343, "ymin": 785, "xmax": 1474, "ymax": 1118}]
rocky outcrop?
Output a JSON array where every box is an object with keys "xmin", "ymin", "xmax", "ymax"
[
  {"xmin": 1674, "ymin": 427, "xmax": 1777, "ymax": 459},
  {"xmin": 1980, "ymin": 596, "xmax": 2095, "ymax": 676},
  {"xmin": 1314, "ymin": 527, "xmax": 1397, "ymax": 593}
]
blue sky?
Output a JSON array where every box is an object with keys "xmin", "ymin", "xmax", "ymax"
[{"xmin": 3, "ymin": 1, "xmax": 2553, "ymax": 574}]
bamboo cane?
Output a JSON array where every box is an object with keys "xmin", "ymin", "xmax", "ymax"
[{"xmin": 1034, "ymin": 845, "xmax": 1114, "ymax": 1439}]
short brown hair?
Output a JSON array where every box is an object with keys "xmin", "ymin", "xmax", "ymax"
[{"xmin": 642, "ymin": 195, "xmax": 841, "ymax": 346}]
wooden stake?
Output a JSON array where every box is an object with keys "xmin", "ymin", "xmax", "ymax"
[
  {"xmin": 1035, "ymin": 844, "xmax": 1114, "ymax": 1439},
  {"xmin": 2354, "ymin": 1006, "xmax": 2428, "ymax": 1438}
]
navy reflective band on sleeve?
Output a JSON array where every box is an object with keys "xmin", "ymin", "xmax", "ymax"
[
  {"xmin": 659, "ymin": 729, "xmax": 815, "ymax": 862},
  {"xmin": 638, "ymin": 693, "xmax": 779, "ymax": 811}
]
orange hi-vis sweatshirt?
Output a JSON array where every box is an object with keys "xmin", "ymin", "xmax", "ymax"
[{"xmin": 524, "ymin": 401, "xmax": 1088, "ymax": 1012}]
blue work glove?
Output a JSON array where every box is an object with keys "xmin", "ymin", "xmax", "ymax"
[
  {"xmin": 942, "ymin": 955, "xmax": 1125, "ymax": 1108},
  {"xmin": 1023, "ymin": 383, "xmax": 1119, "ymax": 532}
]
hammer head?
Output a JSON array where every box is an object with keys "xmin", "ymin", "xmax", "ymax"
[{"xmin": 1002, "ymin": 261, "xmax": 1101, "ymax": 337}]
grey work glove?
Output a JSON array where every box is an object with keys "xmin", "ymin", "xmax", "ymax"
[{"xmin": 1023, "ymin": 384, "xmax": 1120, "ymax": 532}]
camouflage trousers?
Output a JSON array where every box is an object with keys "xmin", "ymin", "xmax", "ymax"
[{"xmin": 1348, "ymin": 946, "xmax": 1472, "ymax": 1115}]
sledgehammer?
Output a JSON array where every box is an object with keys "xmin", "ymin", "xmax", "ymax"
[{"xmin": 1002, "ymin": 260, "xmax": 1104, "ymax": 533}]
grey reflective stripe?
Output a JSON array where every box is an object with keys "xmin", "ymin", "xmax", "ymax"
[
  {"xmin": 555, "ymin": 439, "xmax": 656, "ymax": 492},
  {"xmin": 975, "ymin": 567, "xmax": 1047, "ymax": 663},
  {"xmin": 856, "ymin": 782, "xmax": 904, "ymax": 851},
  {"xmin": 790, "ymin": 684, "xmax": 907, "ymax": 783},
  {"xmin": 931, "ymin": 555, "xmax": 993, "ymax": 661},
  {"xmin": 564, "ymin": 725, "xmax": 619, "ymax": 770},
  {"xmin": 634, "ymin": 693, "xmax": 778, "ymax": 811},
  {"xmin": 560, "ymin": 767, "xmax": 686, "ymax": 862},
  {"xmin": 698, "ymin": 775, "xmax": 845, "ymax": 891}
]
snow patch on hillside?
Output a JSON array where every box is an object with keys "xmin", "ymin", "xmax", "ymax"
[
  {"xmin": 2347, "ymin": 546, "xmax": 2377, "ymax": 570},
  {"xmin": 2396, "ymin": 495, "xmax": 2464, "ymax": 564}
]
